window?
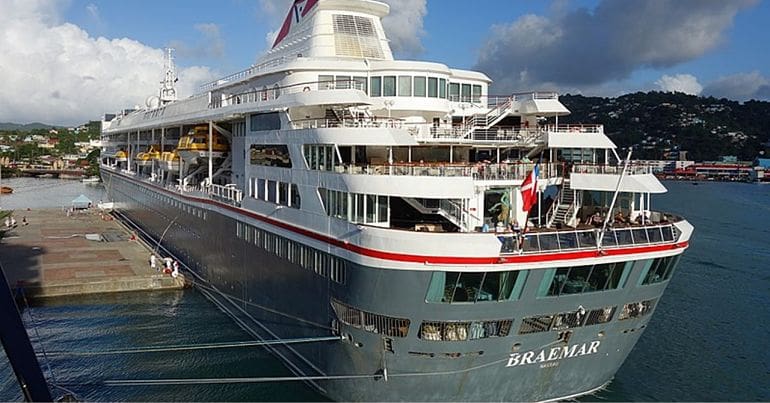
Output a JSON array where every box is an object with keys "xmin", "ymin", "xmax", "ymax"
[
  {"xmin": 540, "ymin": 262, "xmax": 628, "ymax": 297},
  {"xmin": 319, "ymin": 75, "xmax": 334, "ymax": 90},
  {"xmin": 461, "ymin": 84, "xmax": 471, "ymax": 102},
  {"xmin": 640, "ymin": 256, "xmax": 680, "ymax": 285},
  {"xmin": 426, "ymin": 270, "xmax": 528, "ymax": 303},
  {"xmin": 290, "ymin": 184, "xmax": 300, "ymax": 208},
  {"xmin": 398, "ymin": 76, "xmax": 412, "ymax": 96},
  {"xmin": 449, "ymin": 83, "xmax": 460, "ymax": 101},
  {"xmin": 370, "ymin": 76, "xmax": 382, "ymax": 97},
  {"xmin": 619, "ymin": 299, "xmax": 656, "ymax": 320},
  {"xmin": 266, "ymin": 180, "xmax": 277, "ymax": 203},
  {"xmin": 414, "ymin": 76, "xmax": 426, "ymax": 97},
  {"xmin": 428, "ymin": 77, "xmax": 438, "ymax": 98},
  {"xmin": 449, "ymin": 83, "xmax": 460, "ymax": 102},
  {"xmin": 250, "ymin": 112, "xmax": 281, "ymax": 131},
  {"xmin": 335, "ymin": 75, "xmax": 351, "ymax": 89},
  {"xmin": 439, "ymin": 78, "xmax": 447, "ymax": 99},
  {"xmin": 250, "ymin": 144, "xmax": 291, "ymax": 168},
  {"xmin": 419, "ymin": 319, "xmax": 512, "ymax": 341},
  {"xmin": 353, "ymin": 76, "xmax": 367, "ymax": 93},
  {"xmin": 303, "ymin": 144, "xmax": 337, "ymax": 171},
  {"xmin": 383, "ymin": 76, "xmax": 396, "ymax": 96},
  {"xmin": 472, "ymin": 84, "xmax": 482, "ymax": 103},
  {"xmin": 331, "ymin": 299, "xmax": 410, "ymax": 337}
]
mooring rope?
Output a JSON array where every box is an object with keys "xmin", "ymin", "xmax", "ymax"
[{"xmin": 42, "ymin": 336, "xmax": 342, "ymax": 357}]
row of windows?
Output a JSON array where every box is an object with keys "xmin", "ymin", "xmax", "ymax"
[
  {"xmin": 425, "ymin": 270, "xmax": 528, "ymax": 304},
  {"xmin": 518, "ymin": 306, "xmax": 617, "ymax": 335},
  {"xmin": 252, "ymin": 178, "xmax": 301, "ymax": 209},
  {"xmin": 540, "ymin": 262, "xmax": 630, "ymax": 297},
  {"xmin": 236, "ymin": 222, "xmax": 346, "ymax": 284},
  {"xmin": 249, "ymin": 112, "xmax": 281, "ymax": 132},
  {"xmin": 250, "ymin": 144, "xmax": 291, "ymax": 167},
  {"xmin": 319, "ymin": 74, "xmax": 483, "ymax": 102},
  {"xmin": 303, "ymin": 144, "xmax": 337, "ymax": 171},
  {"xmin": 419, "ymin": 319, "xmax": 513, "ymax": 341},
  {"xmin": 319, "ymin": 188, "xmax": 389, "ymax": 224},
  {"xmin": 331, "ymin": 299, "xmax": 410, "ymax": 338}
]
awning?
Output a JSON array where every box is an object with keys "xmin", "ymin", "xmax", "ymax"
[
  {"xmin": 570, "ymin": 173, "xmax": 667, "ymax": 194},
  {"xmin": 72, "ymin": 194, "xmax": 93, "ymax": 209},
  {"xmin": 548, "ymin": 132, "xmax": 616, "ymax": 149}
]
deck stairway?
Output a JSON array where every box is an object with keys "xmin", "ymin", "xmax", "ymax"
[
  {"xmin": 325, "ymin": 108, "xmax": 354, "ymax": 127},
  {"xmin": 462, "ymin": 97, "xmax": 513, "ymax": 138},
  {"xmin": 546, "ymin": 179, "xmax": 579, "ymax": 228},
  {"xmin": 403, "ymin": 198, "xmax": 468, "ymax": 231}
]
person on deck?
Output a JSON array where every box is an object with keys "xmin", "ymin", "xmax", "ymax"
[{"xmin": 150, "ymin": 254, "xmax": 158, "ymax": 272}]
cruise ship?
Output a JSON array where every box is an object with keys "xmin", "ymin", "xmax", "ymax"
[{"xmin": 99, "ymin": 0, "xmax": 693, "ymax": 400}]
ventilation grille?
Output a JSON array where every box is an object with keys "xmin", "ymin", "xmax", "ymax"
[{"xmin": 333, "ymin": 14, "xmax": 384, "ymax": 59}]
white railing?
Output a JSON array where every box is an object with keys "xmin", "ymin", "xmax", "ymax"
[
  {"xmin": 198, "ymin": 56, "xmax": 289, "ymax": 93},
  {"xmin": 203, "ymin": 183, "xmax": 243, "ymax": 205},
  {"xmin": 572, "ymin": 164, "xmax": 653, "ymax": 175},
  {"xmin": 210, "ymin": 79, "xmax": 366, "ymax": 109},
  {"xmin": 327, "ymin": 162, "xmax": 564, "ymax": 181}
]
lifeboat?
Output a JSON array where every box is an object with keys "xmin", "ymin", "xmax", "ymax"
[
  {"xmin": 114, "ymin": 150, "xmax": 128, "ymax": 162},
  {"xmin": 135, "ymin": 145, "xmax": 161, "ymax": 167},
  {"xmin": 160, "ymin": 150, "xmax": 180, "ymax": 172},
  {"xmin": 177, "ymin": 125, "xmax": 229, "ymax": 165}
]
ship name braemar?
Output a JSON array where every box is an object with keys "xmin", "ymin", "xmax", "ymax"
[{"xmin": 506, "ymin": 340, "xmax": 601, "ymax": 367}]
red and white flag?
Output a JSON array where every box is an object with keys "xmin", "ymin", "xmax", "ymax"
[{"xmin": 520, "ymin": 164, "xmax": 540, "ymax": 213}]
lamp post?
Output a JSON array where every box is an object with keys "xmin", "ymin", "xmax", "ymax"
[{"xmin": 383, "ymin": 100, "xmax": 394, "ymax": 126}]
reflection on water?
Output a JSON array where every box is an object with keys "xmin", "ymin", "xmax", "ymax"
[{"xmin": 0, "ymin": 178, "xmax": 107, "ymax": 210}]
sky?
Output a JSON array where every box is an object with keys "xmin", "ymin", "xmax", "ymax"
[{"xmin": 1, "ymin": 0, "xmax": 768, "ymax": 126}]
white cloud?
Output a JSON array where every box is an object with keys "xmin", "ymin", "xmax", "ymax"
[
  {"xmin": 655, "ymin": 74, "xmax": 703, "ymax": 95},
  {"xmin": 475, "ymin": 0, "xmax": 757, "ymax": 94},
  {"xmin": 0, "ymin": 0, "xmax": 217, "ymax": 125},
  {"xmin": 702, "ymin": 71, "xmax": 770, "ymax": 100},
  {"xmin": 381, "ymin": 0, "xmax": 427, "ymax": 56}
]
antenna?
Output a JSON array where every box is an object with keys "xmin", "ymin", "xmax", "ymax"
[{"xmin": 159, "ymin": 48, "xmax": 178, "ymax": 105}]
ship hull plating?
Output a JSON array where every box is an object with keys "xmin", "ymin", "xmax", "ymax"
[{"xmin": 103, "ymin": 170, "xmax": 675, "ymax": 401}]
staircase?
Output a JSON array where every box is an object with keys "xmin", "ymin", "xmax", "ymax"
[
  {"xmin": 462, "ymin": 97, "xmax": 513, "ymax": 138},
  {"xmin": 547, "ymin": 180, "xmax": 579, "ymax": 228},
  {"xmin": 403, "ymin": 198, "xmax": 468, "ymax": 231}
]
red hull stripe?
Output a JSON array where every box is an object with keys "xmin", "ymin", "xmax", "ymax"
[{"xmin": 113, "ymin": 172, "xmax": 688, "ymax": 266}]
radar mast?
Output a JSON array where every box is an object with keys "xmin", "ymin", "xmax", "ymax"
[{"xmin": 160, "ymin": 48, "xmax": 178, "ymax": 105}]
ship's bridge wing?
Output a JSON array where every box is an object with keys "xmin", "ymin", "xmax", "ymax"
[{"xmin": 570, "ymin": 173, "xmax": 667, "ymax": 193}]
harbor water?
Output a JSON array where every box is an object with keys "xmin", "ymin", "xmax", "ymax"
[{"xmin": 1, "ymin": 178, "xmax": 768, "ymax": 401}]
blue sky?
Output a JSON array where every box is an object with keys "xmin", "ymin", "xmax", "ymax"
[{"xmin": 1, "ymin": 0, "xmax": 768, "ymax": 125}]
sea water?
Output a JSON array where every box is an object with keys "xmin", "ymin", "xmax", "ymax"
[{"xmin": 1, "ymin": 179, "xmax": 768, "ymax": 401}]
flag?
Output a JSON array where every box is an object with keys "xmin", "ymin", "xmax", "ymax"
[{"xmin": 520, "ymin": 164, "xmax": 539, "ymax": 213}]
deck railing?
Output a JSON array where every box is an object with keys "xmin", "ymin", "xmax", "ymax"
[
  {"xmin": 498, "ymin": 221, "xmax": 679, "ymax": 255},
  {"xmin": 331, "ymin": 162, "xmax": 563, "ymax": 181}
]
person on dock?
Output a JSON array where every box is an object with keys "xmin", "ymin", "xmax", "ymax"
[
  {"xmin": 171, "ymin": 261, "xmax": 179, "ymax": 278},
  {"xmin": 10, "ymin": 216, "xmax": 16, "ymax": 227},
  {"xmin": 163, "ymin": 257, "xmax": 173, "ymax": 274},
  {"xmin": 4, "ymin": 217, "xmax": 10, "ymax": 228},
  {"xmin": 21, "ymin": 216, "xmax": 27, "ymax": 226},
  {"xmin": 149, "ymin": 254, "xmax": 158, "ymax": 272}
]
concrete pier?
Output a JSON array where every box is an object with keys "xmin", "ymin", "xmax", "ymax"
[{"xmin": 0, "ymin": 207, "xmax": 185, "ymax": 299}]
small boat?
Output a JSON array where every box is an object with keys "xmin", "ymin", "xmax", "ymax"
[
  {"xmin": 81, "ymin": 176, "xmax": 101, "ymax": 184},
  {"xmin": 135, "ymin": 145, "xmax": 161, "ymax": 167},
  {"xmin": 114, "ymin": 150, "xmax": 128, "ymax": 163},
  {"xmin": 0, "ymin": 186, "xmax": 12, "ymax": 194},
  {"xmin": 177, "ymin": 125, "xmax": 229, "ymax": 165},
  {"xmin": 160, "ymin": 150, "xmax": 180, "ymax": 171},
  {"xmin": 97, "ymin": 201, "xmax": 114, "ymax": 212}
]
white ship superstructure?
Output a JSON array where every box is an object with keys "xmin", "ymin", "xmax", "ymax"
[{"xmin": 99, "ymin": 0, "xmax": 693, "ymax": 400}]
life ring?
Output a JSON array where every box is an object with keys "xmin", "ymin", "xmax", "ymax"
[{"xmin": 303, "ymin": 86, "xmax": 310, "ymax": 92}]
